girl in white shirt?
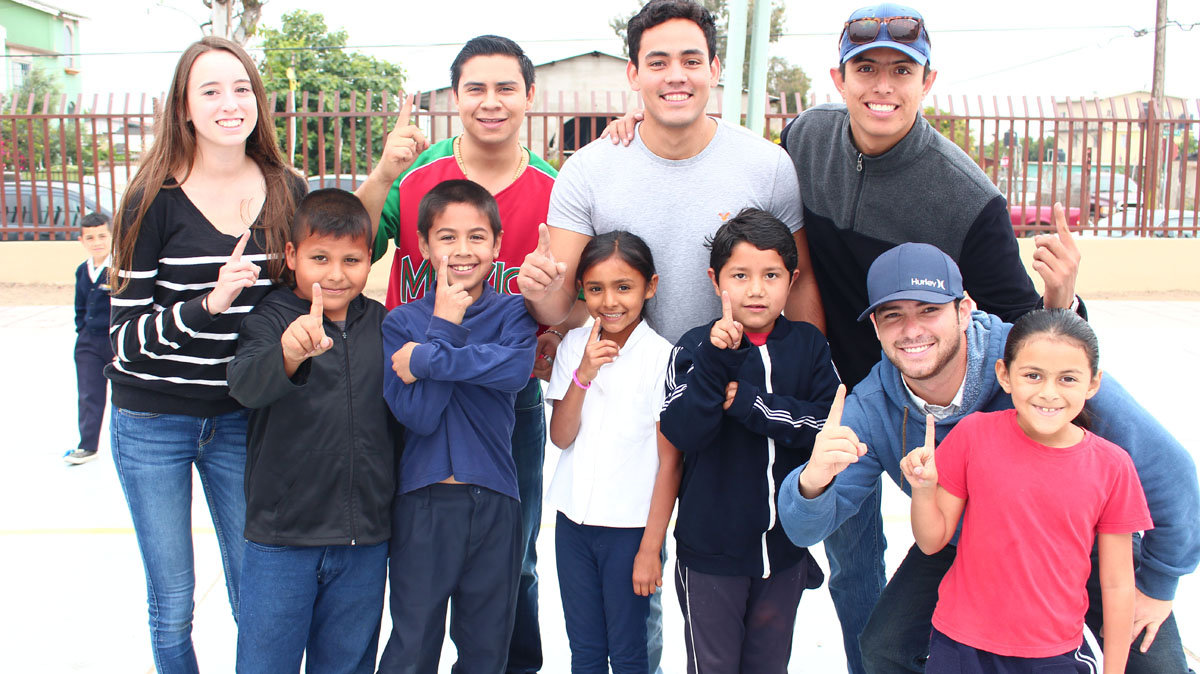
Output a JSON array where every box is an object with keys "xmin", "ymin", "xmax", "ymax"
[{"xmin": 546, "ymin": 230, "xmax": 678, "ymax": 674}]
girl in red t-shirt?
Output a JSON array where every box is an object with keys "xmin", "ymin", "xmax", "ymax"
[{"xmin": 902, "ymin": 309, "xmax": 1151, "ymax": 674}]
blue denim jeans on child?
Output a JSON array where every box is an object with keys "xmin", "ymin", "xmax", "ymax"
[
  {"xmin": 236, "ymin": 540, "xmax": 388, "ymax": 674},
  {"xmin": 508, "ymin": 377, "xmax": 546, "ymax": 673},
  {"xmin": 110, "ymin": 407, "xmax": 248, "ymax": 674}
]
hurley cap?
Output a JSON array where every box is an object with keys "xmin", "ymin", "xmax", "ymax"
[
  {"xmin": 839, "ymin": 3, "xmax": 931, "ymax": 66},
  {"xmin": 858, "ymin": 243, "xmax": 963, "ymax": 321}
]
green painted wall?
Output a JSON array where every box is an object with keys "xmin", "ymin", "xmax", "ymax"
[{"xmin": 0, "ymin": 0, "xmax": 83, "ymax": 100}]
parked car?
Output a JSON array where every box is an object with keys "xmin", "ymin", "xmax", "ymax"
[
  {"xmin": 1075, "ymin": 170, "xmax": 1141, "ymax": 219},
  {"xmin": 1090, "ymin": 208, "xmax": 1197, "ymax": 238},
  {"xmin": 1007, "ymin": 203, "xmax": 1082, "ymax": 237},
  {"xmin": 2, "ymin": 181, "xmax": 115, "ymax": 241},
  {"xmin": 306, "ymin": 174, "xmax": 370, "ymax": 193}
]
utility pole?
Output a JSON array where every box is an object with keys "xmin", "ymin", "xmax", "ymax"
[
  {"xmin": 210, "ymin": 0, "xmax": 232, "ymax": 39},
  {"xmin": 1150, "ymin": 0, "xmax": 1166, "ymax": 108},
  {"xmin": 1146, "ymin": 0, "xmax": 1167, "ymax": 212}
]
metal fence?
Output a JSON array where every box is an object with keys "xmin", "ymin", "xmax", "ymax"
[{"xmin": 2, "ymin": 90, "xmax": 1196, "ymax": 240}]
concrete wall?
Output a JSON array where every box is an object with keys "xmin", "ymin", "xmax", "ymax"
[{"xmin": 2, "ymin": 239, "xmax": 1195, "ymax": 299}]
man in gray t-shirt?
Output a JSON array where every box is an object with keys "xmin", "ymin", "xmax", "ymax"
[
  {"xmin": 518, "ymin": 0, "xmax": 822, "ymax": 338},
  {"xmin": 547, "ymin": 119, "xmax": 803, "ymax": 342}
]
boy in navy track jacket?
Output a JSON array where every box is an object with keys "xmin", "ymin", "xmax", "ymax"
[
  {"xmin": 659, "ymin": 208, "xmax": 839, "ymax": 673},
  {"xmin": 378, "ymin": 180, "xmax": 538, "ymax": 673}
]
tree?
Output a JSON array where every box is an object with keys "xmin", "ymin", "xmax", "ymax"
[
  {"xmin": 923, "ymin": 105, "xmax": 979, "ymax": 159},
  {"xmin": 610, "ymin": 0, "xmax": 809, "ymax": 104},
  {"xmin": 258, "ymin": 10, "xmax": 406, "ymax": 173},
  {"xmin": 1, "ymin": 64, "xmax": 63, "ymax": 171}
]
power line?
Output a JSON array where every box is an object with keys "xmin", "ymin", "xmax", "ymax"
[{"xmin": 5, "ymin": 21, "xmax": 1196, "ymax": 60}]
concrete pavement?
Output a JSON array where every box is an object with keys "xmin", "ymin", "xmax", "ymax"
[{"xmin": 1, "ymin": 300, "xmax": 1196, "ymax": 672}]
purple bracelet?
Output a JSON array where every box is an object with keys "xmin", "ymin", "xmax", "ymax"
[{"xmin": 572, "ymin": 368, "xmax": 592, "ymax": 389}]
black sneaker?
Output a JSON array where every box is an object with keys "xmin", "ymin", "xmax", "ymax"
[{"xmin": 64, "ymin": 449, "xmax": 98, "ymax": 465}]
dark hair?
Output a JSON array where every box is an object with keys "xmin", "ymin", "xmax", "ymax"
[
  {"xmin": 291, "ymin": 188, "xmax": 371, "ymax": 247},
  {"xmin": 1003, "ymin": 309, "xmax": 1099, "ymax": 376},
  {"xmin": 576, "ymin": 230, "xmax": 656, "ymax": 285},
  {"xmin": 1003, "ymin": 309, "xmax": 1099, "ymax": 429},
  {"xmin": 81, "ymin": 212, "xmax": 111, "ymax": 231},
  {"xmin": 705, "ymin": 208, "xmax": 798, "ymax": 275},
  {"xmin": 627, "ymin": 0, "xmax": 718, "ymax": 67},
  {"xmin": 417, "ymin": 179, "xmax": 502, "ymax": 239},
  {"xmin": 450, "ymin": 35, "xmax": 535, "ymax": 94},
  {"xmin": 839, "ymin": 56, "xmax": 934, "ymax": 82}
]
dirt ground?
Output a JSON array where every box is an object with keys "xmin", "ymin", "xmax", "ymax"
[{"xmin": 2, "ymin": 282, "xmax": 1197, "ymax": 307}]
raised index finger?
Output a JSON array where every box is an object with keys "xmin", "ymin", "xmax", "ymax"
[
  {"xmin": 230, "ymin": 230, "xmax": 251, "ymax": 262},
  {"xmin": 394, "ymin": 92, "xmax": 414, "ymax": 132},
  {"xmin": 826, "ymin": 384, "xmax": 847, "ymax": 427},
  {"xmin": 590, "ymin": 318, "xmax": 603, "ymax": 342},
  {"xmin": 309, "ymin": 282, "xmax": 324, "ymax": 318},
  {"xmin": 1053, "ymin": 202, "xmax": 1077, "ymax": 250},
  {"xmin": 721, "ymin": 291, "xmax": 733, "ymax": 322},
  {"xmin": 535, "ymin": 223, "xmax": 552, "ymax": 255},
  {"xmin": 438, "ymin": 255, "xmax": 450, "ymax": 290},
  {"xmin": 924, "ymin": 414, "xmax": 936, "ymax": 449}
]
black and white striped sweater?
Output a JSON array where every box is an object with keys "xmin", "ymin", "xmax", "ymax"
[{"xmin": 105, "ymin": 177, "xmax": 304, "ymax": 416}]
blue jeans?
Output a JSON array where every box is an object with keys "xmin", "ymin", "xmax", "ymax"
[
  {"xmin": 236, "ymin": 540, "xmax": 387, "ymax": 674},
  {"xmin": 824, "ymin": 476, "xmax": 887, "ymax": 674},
  {"xmin": 508, "ymin": 378, "xmax": 546, "ymax": 673},
  {"xmin": 556, "ymin": 513, "xmax": 649, "ymax": 674},
  {"xmin": 110, "ymin": 407, "xmax": 249, "ymax": 674}
]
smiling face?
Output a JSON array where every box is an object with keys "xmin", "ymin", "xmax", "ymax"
[
  {"xmin": 418, "ymin": 202, "xmax": 502, "ymax": 300},
  {"xmin": 628, "ymin": 18, "xmax": 720, "ymax": 136},
  {"xmin": 185, "ymin": 49, "xmax": 258, "ymax": 153},
  {"xmin": 871, "ymin": 298, "xmax": 971, "ymax": 390},
  {"xmin": 708, "ymin": 242, "xmax": 796, "ymax": 334},
  {"xmin": 580, "ymin": 253, "xmax": 658, "ymax": 347},
  {"xmin": 454, "ymin": 54, "xmax": 534, "ymax": 148},
  {"xmin": 996, "ymin": 336, "xmax": 1102, "ymax": 448},
  {"xmin": 832, "ymin": 47, "xmax": 936, "ymax": 156},
  {"xmin": 285, "ymin": 231, "xmax": 371, "ymax": 322},
  {"xmin": 80, "ymin": 225, "xmax": 111, "ymax": 265}
]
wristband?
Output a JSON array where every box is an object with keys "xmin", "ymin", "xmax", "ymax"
[
  {"xmin": 202, "ymin": 295, "xmax": 211, "ymax": 315},
  {"xmin": 545, "ymin": 329, "xmax": 565, "ymax": 341},
  {"xmin": 572, "ymin": 368, "xmax": 592, "ymax": 389}
]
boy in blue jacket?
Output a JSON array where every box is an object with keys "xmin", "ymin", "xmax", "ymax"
[
  {"xmin": 227, "ymin": 189, "xmax": 397, "ymax": 674},
  {"xmin": 66, "ymin": 212, "xmax": 112, "ymax": 465},
  {"xmin": 659, "ymin": 208, "xmax": 840, "ymax": 672},
  {"xmin": 378, "ymin": 179, "xmax": 538, "ymax": 673}
]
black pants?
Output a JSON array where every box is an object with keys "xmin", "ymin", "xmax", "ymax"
[
  {"xmin": 673, "ymin": 556, "xmax": 819, "ymax": 674},
  {"xmin": 378, "ymin": 483, "xmax": 522, "ymax": 674},
  {"xmin": 74, "ymin": 331, "xmax": 111, "ymax": 452}
]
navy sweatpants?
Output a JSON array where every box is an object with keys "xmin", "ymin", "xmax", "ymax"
[
  {"xmin": 74, "ymin": 330, "xmax": 111, "ymax": 452},
  {"xmin": 378, "ymin": 483, "xmax": 522, "ymax": 674},
  {"xmin": 926, "ymin": 628, "xmax": 1098, "ymax": 673}
]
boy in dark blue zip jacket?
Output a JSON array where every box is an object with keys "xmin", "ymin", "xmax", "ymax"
[
  {"xmin": 378, "ymin": 180, "xmax": 538, "ymax": 673},
  {"xmin": 66, "ymin": 212, "xmax": 113, "ymax": 465},
  {"xmin": 660, "ymin": 208, "xmax": 840, "ymax": 672},
  {"xmin": 228, "ymin": 189, "xmax": 397, "ymax": 674}
]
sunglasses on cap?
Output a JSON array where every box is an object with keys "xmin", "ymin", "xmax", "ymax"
[{"xmin": 842, "ymin": 16, "xmax": 924, "ymax": 45}]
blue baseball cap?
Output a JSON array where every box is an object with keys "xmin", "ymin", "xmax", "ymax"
[
  {"xmin": 858, "ymin": 243, "xmax": 963, "ymax": 321},
  {"xmin": 839, "ymin": 3, "xmax": 931, "ymax": 66}
]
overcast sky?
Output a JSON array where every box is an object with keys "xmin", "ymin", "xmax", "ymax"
[{"xmin": 60, "ymin": 0, "xmax": 1200, "ymax": 111}]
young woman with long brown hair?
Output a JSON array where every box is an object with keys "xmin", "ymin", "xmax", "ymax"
[{"xmin": 106, "ymin": 36, "xmax": 304, "ymax": 673}]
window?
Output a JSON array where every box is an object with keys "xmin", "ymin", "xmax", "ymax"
[{"xmin": 63, "ymin": 24, "xmax": 76, "ymax": 69}]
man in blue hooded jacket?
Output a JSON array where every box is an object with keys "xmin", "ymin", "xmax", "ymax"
[{"xmin": 778, "ymin": 243, "xmax": 1199, "ymax": 674}]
